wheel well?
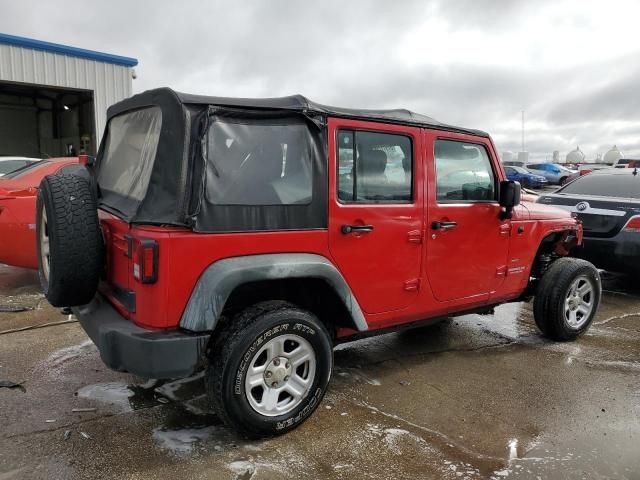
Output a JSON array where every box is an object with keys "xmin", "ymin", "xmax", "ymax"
[
  {"xmin": 217, "ymin": 278, "xmax": 357, "ymax": 337},
  {"xmin": 526, "ymin": 230, "xmax": 579, "ymax": 297}
]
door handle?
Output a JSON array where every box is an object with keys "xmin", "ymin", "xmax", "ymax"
[
  {"xmin": 431, "ymin": 221, "xmax": 457, "ymax": 230},
  {"xmin": 341, "ymin": 224, "xmax": 374, "ymax": 234}
]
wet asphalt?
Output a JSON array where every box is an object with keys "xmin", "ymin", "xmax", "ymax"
[{"xmin": 0, "ymin": 262, "xmax": 639, "ymax": 480}]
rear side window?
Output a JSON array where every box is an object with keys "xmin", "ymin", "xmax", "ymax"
[
  {"xmin": 206, "ymin": 118, "xmax": 312, "ymax": 205},
  {"xmin": 558, "ymin": 173, "xmax": 640, "ymax": 199},
  {"xmin": 435, "ymin": 139, "xmax": 496, "ymax": 202},
  {"xmin": 337, "ymin": 130, "xmax": 412, "ymax": 203},
  {"xmin": 97, "ymin": 107, "xmax": 162, "ymax": 201}
]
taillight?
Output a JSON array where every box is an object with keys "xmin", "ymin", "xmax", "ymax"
[
  {"xmin": 623, "ymin": 216, "xmax": 640, "ymax": 232},
  {"xmin": 132, "ymin": 238, "xmax": 158, "ymax": 284}
]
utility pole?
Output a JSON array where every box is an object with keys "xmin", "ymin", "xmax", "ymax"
[{"xmin": 521, "ymin": 110, "xmax": 525, "ymax": 152}]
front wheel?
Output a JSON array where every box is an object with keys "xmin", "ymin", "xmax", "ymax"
[
  {"xmin": 205, "ymin": 301, "xmax": 333, "ymax": 437},
  {"xmin": 533, "ymin": 258, "xmax": 601, "ymax": 341}
]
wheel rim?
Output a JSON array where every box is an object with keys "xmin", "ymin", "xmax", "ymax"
[
  {"xmin": 40, "ymin": 207, "xmax": 50, "ymax": 282},
  {"xmin": 244, "ymin": 334, "xmax": 316, "ymax": 417},
  {"xmin": 564, "ymin": 275, "xmax": 595, "ymax": 328}
]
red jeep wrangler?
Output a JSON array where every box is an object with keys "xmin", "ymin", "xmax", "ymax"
[{"xmin": 36, "ymin": 88, "xmax": 601, "ymax": 437}]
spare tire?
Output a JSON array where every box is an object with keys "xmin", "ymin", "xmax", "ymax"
[{"xmin": 36, "ymin": 173, "xmax": 103, "ymax": 307}]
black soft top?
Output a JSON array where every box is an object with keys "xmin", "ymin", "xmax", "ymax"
[
  {"xmin": 107, "ymin": 87, "xmax": 489, "ymax": 137},
  {"xmin": 98, "ymin": 88, "xmax": 489, "ymax": 229}
]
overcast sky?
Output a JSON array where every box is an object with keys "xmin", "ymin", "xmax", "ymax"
[{"xmin": 2, "ymin": 0, "xmax": 639, "ymax": 160}]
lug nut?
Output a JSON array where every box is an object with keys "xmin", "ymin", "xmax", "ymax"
[
  {"xmin": 265, "ymin": 371, "xmax": 272, "ymax": 378},
  {"xmin": 273, "ymin": 358, "xmax": 280, "ymax": 366},
  {"xmin": 285, "ymin": 362, "xmax": 290, "ymax": 369},
  {"xmin": 284, "ymin": 375, "xmax": 290, "ymax": 381},
  {"xmin": 271, "ymin": 382, "xmax": 278, "ymax": 388}
]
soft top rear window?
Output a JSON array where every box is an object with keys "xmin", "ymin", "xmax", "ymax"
[
  {"xmin": 558, "ymin": 173, "xmax": 640, "ymax": 199},
  {"xmin": 97, "ymin": 107, "xmax": 162, "ymax": 202}
]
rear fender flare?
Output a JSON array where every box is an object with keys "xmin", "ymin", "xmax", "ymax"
[{"xmin": 180, "ymin": 253, "xmax": 368, "ymax": 333}]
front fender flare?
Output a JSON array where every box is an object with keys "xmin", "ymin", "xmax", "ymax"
[{"xmin": 179, "ymin": 253, "xmax": 368, "ymax": 332}]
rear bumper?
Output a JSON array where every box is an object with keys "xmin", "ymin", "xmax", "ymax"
[
  {"xmin": 73, "ymin": 294, "xmax": 209, "ymax": 379},
  {"xmin": 576, "ymin": 233, "xmax": 640, "ymax": 273}
]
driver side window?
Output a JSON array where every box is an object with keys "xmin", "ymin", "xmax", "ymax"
[{"xmin": 435, "ymin": 139, "xmax": 496, "ymax": 202}]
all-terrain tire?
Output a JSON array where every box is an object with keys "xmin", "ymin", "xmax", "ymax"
[
  {"xmin": 533, "ymin": 257, "xmax": 601, "ymax": 341},
  {"xmin": 36, "ymin": 173, "xmax": 103, "ymax": 307},
  {"xmin": 205, "ymin": 301, "xmax": 333, "ymax": 438}
]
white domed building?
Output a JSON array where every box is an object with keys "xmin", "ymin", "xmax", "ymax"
[
  {"xmin": 603, "ymin": 145, "xmax": 623, "ymax": 165},
  {"xmin": 566, "ymin": 146, "xmax": 585, "ymax": 164},
  {"xmin": 501, "ymin": 151, "xmax": 515, "ymax": 163}
]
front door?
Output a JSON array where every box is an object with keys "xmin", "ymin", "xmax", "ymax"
[
  {"xmin": 328, "ymin": 118, "xmax": 424, "ymax": 314},
  {"xmin": 424, "ymin": 131, "xmax": 510, "ymax": 302}
]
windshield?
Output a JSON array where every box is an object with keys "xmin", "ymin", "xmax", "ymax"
[
  {"xmin": 97, "ymin": 107, "xmax": 162, "ymax": 201},
  {"xmin": 558, "ymin": 173, "xmax": 640, "ymax": 199}
]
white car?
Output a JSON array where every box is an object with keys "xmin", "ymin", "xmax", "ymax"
[{"xmin": 0, "ymin": 157, "xmax": 41, "ymax": 177}]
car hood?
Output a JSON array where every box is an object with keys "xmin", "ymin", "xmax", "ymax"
[{"xmin": 519, "ymin": 198, "xmax": 573, "ymax": 220}]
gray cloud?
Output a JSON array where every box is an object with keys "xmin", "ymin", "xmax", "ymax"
[{"xmin": 1, "ymin": 0, "xmax": 639, "ymax": 160}]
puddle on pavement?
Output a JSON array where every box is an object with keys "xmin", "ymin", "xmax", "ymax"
[
  {"xmin": 75, "ymin": 372, "xmax": 232, "ymax": 456},
  {"xmin": 76, "ymin": 383, "xmax": 135, "ymax": 411},
  {"xmin": 152, "ymin": 406, "xmax": 228, "ymax": 456},
  {"xmin": 0, "ymin": 264, "xmax": 40, "ymax": 296}
]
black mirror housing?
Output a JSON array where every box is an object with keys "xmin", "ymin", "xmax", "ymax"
[{"xmin": 499, "ymin": 180, "xmax": 521, "ymax": 220}]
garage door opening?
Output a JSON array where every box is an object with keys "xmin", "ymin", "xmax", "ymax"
[{"xmin": 0, "ymin": 81, "xmax": 96, "ymax": 158}]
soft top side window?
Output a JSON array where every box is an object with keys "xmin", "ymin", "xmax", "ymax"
[
  {"xmin": 435, "ymin": 139, "xmax": 497, "ymax": 202},
  {"xmin": 205, "ymin": 117, "xmax": 313, "ymax": 206}
]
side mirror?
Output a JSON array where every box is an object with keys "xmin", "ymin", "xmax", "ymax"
[{"xmin": 499, "ymin": 180, "xmax": 521, "ymax": 220}]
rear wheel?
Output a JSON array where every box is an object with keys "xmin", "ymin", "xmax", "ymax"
[
  {"xmin": 533, "ymin": 258, "xmax": 601, "ymax": 341},
  {"xmin": 559, "ymin": 176, "xmax": 569, "ymax": 185},
  {"xmin": 206, "ymin": 301, "xmax": 333, "ymax": 437}
]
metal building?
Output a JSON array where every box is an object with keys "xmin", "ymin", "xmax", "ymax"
[{"xmin": 0, "ymin": 33, "xmax": 137, "ymax": 157}]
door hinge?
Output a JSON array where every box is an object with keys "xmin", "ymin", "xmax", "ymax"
[
  {"xmin": 496, "ymin": 265, "xmax": 507, "ymax": 277},
  {"xmin": 404, "ymin": 278, "xmax": 421, "ymax": 291},
  {"xmin": 407, "ymin": 230, "xmax": 423, "ymax": 244}
]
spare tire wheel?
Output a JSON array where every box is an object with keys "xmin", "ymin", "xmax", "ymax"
[{"xmin": 36, "ymin": 173, "xmax": 103, "ymax": 307}]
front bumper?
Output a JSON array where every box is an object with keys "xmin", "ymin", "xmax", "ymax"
[{"xmin": 73, "ymin": 294, "xmax": 210, "ymax": 379}]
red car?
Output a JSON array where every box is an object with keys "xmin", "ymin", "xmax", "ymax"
[
  {"xmin": 0, "ymin": 158, "xmax": 80, "ymax": 269},
  {"xmin": 37, "ymin": 88, "xmax": 600, "ymax": 437}
]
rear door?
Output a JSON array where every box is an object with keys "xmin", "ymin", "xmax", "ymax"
[
  {"xmin": 424, "ymin": 131, "xmax": 510, "ymax": 302},
  {"xmin": 328, "ymin": 118, "xmax": 424, "ymax": 314}
]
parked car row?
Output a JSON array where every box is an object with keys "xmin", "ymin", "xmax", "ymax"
[{"xmin": 502, "ymin": 162, "xmax": 578, "ymax": 187}]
